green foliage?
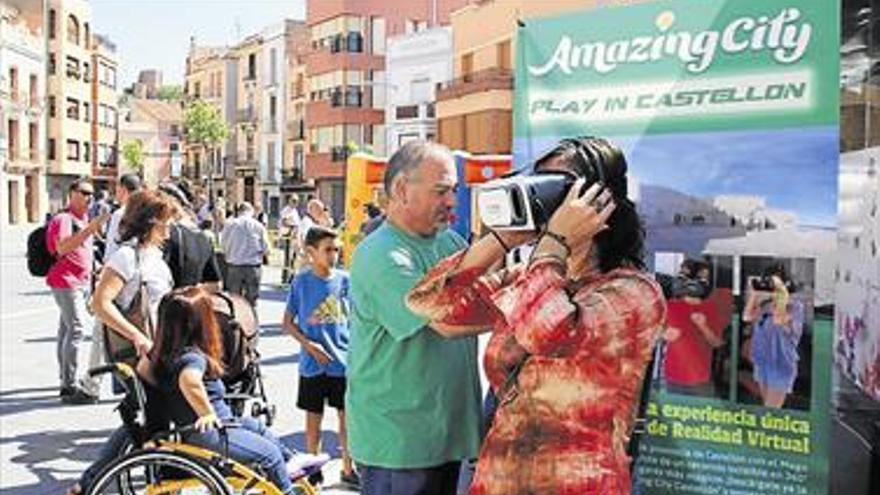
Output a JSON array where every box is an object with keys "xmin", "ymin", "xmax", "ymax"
[
  {"xmin": 184, "ymin": 99, "xmax": 229, "ymax": 148},
  {"xmin": 155, "ymin": 85, "xmax": 184, "ymax": 101},
  {"xmin": 122, "ymin": 139, "xmax": 145, "ymax": 174}
]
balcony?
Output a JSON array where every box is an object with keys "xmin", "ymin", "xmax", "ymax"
[
  {"xmin": 236, "ymin": 108, "xmax": 257, "ymax": 124},
  {"xmin": 330, "ymin": 145, "xmax": 349, "ymax": 163},
  {"xmin": 331, "ymin": 87, "xmax": 363, "ymax": 108},
  {"xmin": 287, "ymin": 120, "xmax": 306, "ymax": 140},
  {"xmin": 436, "ymin": 68, "xmax": 513, "ymax": 101}
]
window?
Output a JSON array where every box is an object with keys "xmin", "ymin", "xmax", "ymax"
[
  {"xmin": 267, "ymin": 142, "xmax": 276, "ymax": 178},
  {"xmin": 395, "ymin": 105, "xmax": 418, "ymax": 120},
  {"xmin": 248, "ymin": 54, "xmax": 256, "ymax": 80},
  {"xmin": 29, "ymin": 123, "xmax": 38, "ymax": 160},
  {"xmin": 461, "ymin": 53, "xmax": 474, "ymax": 81},
  {"xmin": 66, "ymin": 98, "xmax": 79, "ymax": 120},
  {"xmin": 9, "ymin": 67, "xmax": 18, "ymax": 102},
  {"xmin": 48, "ymin": 138, "xmax": 56, "ymax": 161},
  {"xmin": 497, "ymin": 40, "xmax": 512, "ymax": 70},
  {"xmin": 270, "ymin": 48, "xmax": 277, "ymax": 85},
  {"xmin": 48, "ymin": 96, "xmax": 56, "ymax": 118},
  {"xmin": 83, "ymin": 102, "xmax": 90, "ymax": 122},
  {"xmin": 67, "ymin": 15, "xmax": 80, "ymax": 45},
  {"xmin": 194, "ymin": 81, "xmax": 201, "ymax": 98},
  {"xmin": 99, "ymin": 144, "xmax": 108, "ymax": 165},
  {"xmin": 66, "ymin": 140, "xmax": 80, "ymax": 161},
  {"xmin": 8, "ymin": 119, "xmax": 18, "ymax": 160},
  {"xmin": 48, "ymin": 53, "xmax": 56, "ymax": 75},
  {"xmin": 29, "ymin": 74, "xmax": 37, "ymax": 106},
  {"xmin": 269, "ymin": 96, "xmax": 277, "ymax": 132},
  {"xmin": 49, "ymin": 9, "xmax": 56, "ymax": 40},
  {"xmin": 83, "ymin": 142, "xmax": 90, "ymax": 163},
  {"xmin": 83, "ymin": 23, "xmax": 90, "ymax": 48},
  {"xmin": 65, "ymin": 56, "xmax": 80, "ymax": 80},
  {"xmin": 83, "ymin": 62, "xmax": 90, "ymax": 83}
]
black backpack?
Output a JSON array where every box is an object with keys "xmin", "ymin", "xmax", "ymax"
[{"xmin": 26, "ymin": 223, "xmax": 55, "ymax": 277}]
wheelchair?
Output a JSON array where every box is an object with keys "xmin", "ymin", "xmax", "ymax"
[{"xmin": 85, "ymin": 363, "xmax": 325, "ymax": 495}]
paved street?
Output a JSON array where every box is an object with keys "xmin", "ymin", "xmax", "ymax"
[{"xmin": 0, "ymin": 224, "xmax": 356, "ymax": 494}]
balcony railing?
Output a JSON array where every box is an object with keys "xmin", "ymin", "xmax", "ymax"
[
  {"xmin": 236, "ymin": 108, "xmax": 257, "ymax": 123},
  {"xmin": 331, "ymin": 87, "xmax": 363, "ymax": 108},
  {"xmin": 330, "ymin": 145, "xmax": 349, "ymax": 162},
  {"xmin": 287, "ymin": 120, "xmax": 305, "ymax": 139},
  {"xmin": 436, "ymin": 68, "xmax": 513, "ymax": 101}
]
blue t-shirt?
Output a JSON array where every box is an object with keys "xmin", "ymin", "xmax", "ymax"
[
  {"xmin": 164, "ymin": 349, "xmax": 234, "ymax": 425},
  {"xmin": 286, "ymin": 268, "xmax": 351, "ymax": 378}
]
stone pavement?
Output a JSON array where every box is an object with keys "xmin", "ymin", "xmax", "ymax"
[{"xmin": 0, "ymin": 224, "xmax": 357, "ymax": 494}]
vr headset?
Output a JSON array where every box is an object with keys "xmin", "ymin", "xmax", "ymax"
[{"xmin": 477, "ymin": 137, "xmax": 621, "ymax": 231}]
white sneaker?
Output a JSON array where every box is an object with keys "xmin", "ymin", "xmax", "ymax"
[{"xmin": 286, "ymin": 452, "xmax": 330, "ymax": 478}]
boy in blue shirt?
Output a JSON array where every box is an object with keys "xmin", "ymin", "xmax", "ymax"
[{"xmin": 283, "ymin": 226, "xmax": 357, "ymax": 486}]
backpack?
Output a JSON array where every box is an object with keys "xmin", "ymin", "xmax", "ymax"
[{"xmin": 26, "ymin": 223, "xmax": 55, "ymax": 277}]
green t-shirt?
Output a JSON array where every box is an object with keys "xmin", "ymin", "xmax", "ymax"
[{"xmin": 346, "ymin": 221, "xmax": 482, "ymax": 468}]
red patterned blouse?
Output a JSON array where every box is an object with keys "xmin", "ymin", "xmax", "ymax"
[{"xmin": 407, "ymin": 251, "xmax": 666, "ymax": 495}]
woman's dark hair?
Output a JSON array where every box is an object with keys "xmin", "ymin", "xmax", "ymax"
[
  {"xmin": 151, "ymin": 287, "xmax": 225, "ymax": 379},
  {"xmin": 118, "ymin": 173, "xmax": 142, "ymax": 193},
  {"xmin": 535, "ymin": 137, "xmax": 645, "ymax": 272},
  {"xmin": 118, "ymin": 190, "xmax": 177, "ymax": 245},
  {"xmin": 763, "ymin": 262, "xmax": 790, "ymax": 284}
]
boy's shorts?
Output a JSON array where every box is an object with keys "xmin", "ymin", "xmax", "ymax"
[{"xmin": 297, "ymin": 374, "xmax": 346, "ymax": 414}]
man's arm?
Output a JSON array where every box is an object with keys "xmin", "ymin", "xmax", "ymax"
[{"xmin": 55, "ymin": 213, "xmax": 110, "ymax": 256}]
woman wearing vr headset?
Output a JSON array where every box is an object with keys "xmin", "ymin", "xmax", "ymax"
[{"xmin": 407, "ymin": 137, "xmax": 666, "ymax": 494}]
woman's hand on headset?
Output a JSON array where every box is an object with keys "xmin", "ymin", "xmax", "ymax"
[{"xmin": 546, "ymin": 179, "xmax": 616, "ymax": 256}]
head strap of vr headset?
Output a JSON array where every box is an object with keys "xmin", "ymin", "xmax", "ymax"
[{"xmin": 558, "ymin": 137, "xmax": 607, "ymax": 188}]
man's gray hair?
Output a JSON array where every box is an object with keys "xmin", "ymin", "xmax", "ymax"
[{"xmin": 383, "ymin": 140, "xmax": 453, "ymax": 196}]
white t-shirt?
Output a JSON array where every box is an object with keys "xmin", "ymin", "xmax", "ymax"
[
  {"xmin": 105, "ymin": 207, "xmax": 125, "ymax": 258},
  {"xmin": 106, "ymin": 244, "xmax": 174, "ymax": 325},
  {"xmin": 280, "ymin": 205, "xmax": 301, "ymax": 235}
]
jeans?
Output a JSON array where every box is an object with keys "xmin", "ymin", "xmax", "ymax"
[
  {"xmin": 80, "ymin": 426, "xmax": 132, "ymax": 490},
  {"xmin": 80, "ymin": 320, "xmax": 106, "ymax": 396},
  {"xmin": 359, "ymin": 461, "xmax": 461, "ymax": 495},
  {"xmin": 225, "ymin": 265, "xmax": 262, "ymax": 307},
  {"xmin": 52, "ymin": 287, "xmax": 90, "ymax": 389},
  {"xmin": 187, "ymin": 417, "xmax": 295, "ymax": 494}
]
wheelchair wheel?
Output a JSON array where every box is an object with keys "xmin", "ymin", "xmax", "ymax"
[{"xmin": 87, "ymin": 449, "xmax": 232, "ymax": 495}]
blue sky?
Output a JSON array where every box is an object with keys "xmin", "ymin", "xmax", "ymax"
[
  {"xmin": 514, "ymin": 126, "xmax": 840, "ymax": 227},
  {"xmin": 91, "ymin": 0, "xmax": 306, "ymax": 88}
]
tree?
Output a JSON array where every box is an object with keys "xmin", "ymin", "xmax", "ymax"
[
  {"xmin": 155, "ymin": 85, "xmax": 183, "ymax": 101},
  {"xmin": 184, "ymin": 99, "xmax": 229, "ymax": 191},
  {"xmin": 122, "ymin": 139, "xmax": 145, "ymax": 175}
]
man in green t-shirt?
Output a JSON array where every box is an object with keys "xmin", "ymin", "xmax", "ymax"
[{"xmin": 347, "ymin": 141, "xmax": 482, "ymax": 494}]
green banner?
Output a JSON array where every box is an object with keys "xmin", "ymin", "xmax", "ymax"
[{"xmin": 514, "ymin": 1, "xmax": 839, "ymax": 494}]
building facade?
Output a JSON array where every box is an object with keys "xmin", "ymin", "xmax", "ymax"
[
  {"xmin": 385, "ymin": 26, "xmax": 451, "ymax": 155},
  {"xmin": 282, "ymin": 23, "xmax": 310, "ymax": 200},
  {"xmin": 435, "ymin": 0, "xmax": 593, "ymax": 154},
  {"xmin": 90, "ymin": 33, "xmax": 119, "ymax": 190},
  {"xmin": 119, "ymin": 98, "xmax": 182, "ymax": 187},
  {"xmin": 184, "ymin": 42, "xmax": 236, "ymax": 203},
  {"xmin": 304, "ymin": 0, "xmax": 470, "ymax": 220},
  {"xmin": 1, "ymin": 2, "xmax": 47, "ymax": 225}
]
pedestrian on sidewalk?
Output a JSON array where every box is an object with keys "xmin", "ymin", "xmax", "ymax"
[
  {"xmin": 282, "ymin": 226, "xmax": 358, "ymax": 488},
  {"xmin": 81, "ymin": 173, "xmax": 142, "ymax": 398},
  {"xmin": 221, "ymin": 201, "xmax": 268, "ymax": 307},
  {"xmin": 159, "ymin": 181, "xmax": 223, "ymax": 292},
  {"xmin": 346, "ymin": 141, "xmax": 482, "ymax": 495},
  {"xmin": 47, "ymin": 178, "xmax": 111, "ymax": 405},
  {"xmin": 68, "ymin": 189, "xmax": 177, "ymax": 495}
]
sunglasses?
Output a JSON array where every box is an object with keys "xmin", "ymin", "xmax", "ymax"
[{"xmin": 77, "ymin": 189, "xmax": 94, "ymax": 197}]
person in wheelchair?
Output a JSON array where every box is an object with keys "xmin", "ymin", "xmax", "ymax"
[{"xmin": 149, "ymin": 286, "xmax": 328, "ymax": 493}]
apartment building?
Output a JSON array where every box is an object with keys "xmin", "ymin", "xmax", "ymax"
[
  {"xmin": 384, "ymin": 26, "xmax": 451, "ymax": 155},
  {"xmin": 258, "ymin": 20, "xmax": 305, "ymax": 223},
  {"xmin": 231, "ymin": 34, "xmax": 262, "ymax": 206},
  {"xmin": 184, "ymin": 41, "xmax": 237, "ymax": 202},
  {"xmin": 46, "ymin": 0, "xmax": 95, "ymax": 208},
  {"xmin": 90, "ymin": 33, "xmax": 119, "ymax": 189},
  {"xmin": 435, "ymin": 0, "xmax": 591, "ymax": 154},
  {"xmin": 304, "ymin": 0, "xmax": 469, "ymax": 219},
  {"xmin": 283, "ymin": 24, "xmax": 310, "ymax": 199},
  {"xmin": 1, "ymin": 2, "xmax": 47, "ymax": 225},
  {"xmin": 119, "ymin": 98, "xmax": 182, "ymax": 187}
]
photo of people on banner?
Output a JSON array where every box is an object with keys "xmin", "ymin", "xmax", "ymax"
[{"xmin": 656, "ymin": 254, "xmax": 816, "ymax": 411}]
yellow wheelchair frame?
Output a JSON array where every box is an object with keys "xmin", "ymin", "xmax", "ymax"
[{"xmin": 86, "ymin": 363, "xmax": 320, "ymax": 495}]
